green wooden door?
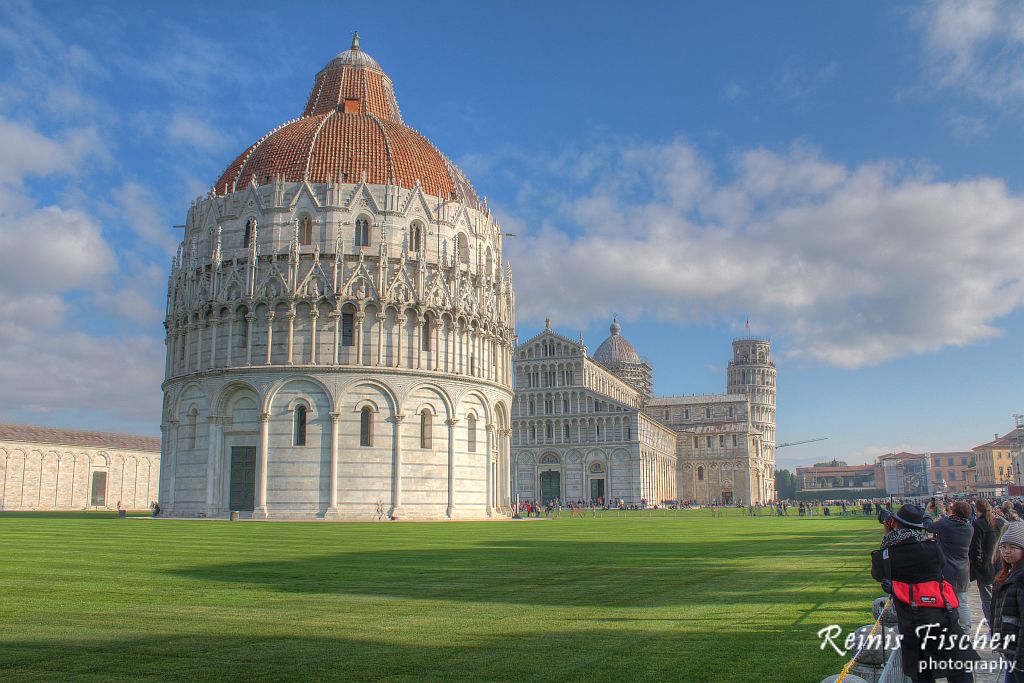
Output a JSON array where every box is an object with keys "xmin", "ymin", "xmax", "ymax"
[
  {"xmin": 229, "ymin": 446, "xmax": 256, "ymax": 512},
  {"xmin": 539, "ymin": 470, "xmax": 560, "ymax": 504},
  {"xmin": 590, "ymin": 478, "xmax": 605, "ymax": 502}
]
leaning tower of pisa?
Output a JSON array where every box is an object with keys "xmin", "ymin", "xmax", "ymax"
[{"xmin": 726, "ymin": 338, "xmax": 776, "ymax": 499}]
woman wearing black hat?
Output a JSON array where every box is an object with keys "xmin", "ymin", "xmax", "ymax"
[{"xmin": 871, "ymin": 503, "xmax": 979, "ymax": 682}]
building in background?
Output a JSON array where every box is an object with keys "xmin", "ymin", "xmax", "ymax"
[
  {"xmin": 794, "ymin": 461, "xmax": 882, "ymax": 499},
  {"xmin": 159, "ymin": 36, "xmax": 515, "ymax": 520},
  {"xmin": 928, "ymin": 452, "xmax": 973, "ymax": 494},
  {"xmin": 0, "ymin": 423, "xmax": 160, "ymax": 511},
  {"xmin": 974, "ymin": 427, "xmax": 1024, "ymax": 496},
  {"xmin": 511, "ymin": 321, "xmax": 776, "ymax": 506}
]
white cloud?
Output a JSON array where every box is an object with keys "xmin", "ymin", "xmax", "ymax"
[
  {"xmin": 917, "ymin": 0, "xmax": 1024, "ymax": 104},
  {"xmin": 501, "ymin": 140, "xmax": 1024, "ymax": 368},
  {"xmin": 166, "ymin": 111, "xmax": 230, "ymax": 152}
]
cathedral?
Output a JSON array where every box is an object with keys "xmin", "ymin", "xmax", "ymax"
[
  {"xmin": 159, "ymin": 35, "xmax": 515, "ymax": 520},
  {"xmin": 511, "ymin": 321, "xmax": 776, "ymax": 506}
]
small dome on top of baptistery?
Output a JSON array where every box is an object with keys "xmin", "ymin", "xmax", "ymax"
[{"xmin": 213, "ymin": 32, "xmax": 479, "ymax": 209}]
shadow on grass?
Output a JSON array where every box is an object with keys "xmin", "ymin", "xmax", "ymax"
[
  {"xmin": 0, "ymin": 628, "xmax": 838, "ymax": 682},
  {"xmin": 166, "ymin": 533, "xmax": 875, "ymax": 608}
]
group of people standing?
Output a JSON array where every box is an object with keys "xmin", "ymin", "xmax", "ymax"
[{"xmin": 871, "ymin": 497, "xmax": 1024, "ymax": 682}]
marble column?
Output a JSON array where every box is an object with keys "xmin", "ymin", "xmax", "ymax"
[
  {"xmin": 253, "ymin": 411, "xmax": 270, "ymax": 518},
  {"xmin": 325, "ymin": 411, "xmax": 341, "ymax": 517},
  {"xmin": 309, "ymin": 307, "xmax": 319, "ymax": 365},
  {"xmin": 395, "ymin": 315, "xmax": 405, "ymax": 368},
  {"xmin": 485, "ymin": 423, "xmax": 495, "ymax": 516},
  {"xmin": 446, "ymin": 418, "xmax": 459, "ymax": 518},
  {"xmin": 265, "ymin": 312, "xmax": 276, "ymax": 365},
  {"xmin": 330, "ymin": 311, "xmax": 340, "ymax": 365},
  {"xmin": 375, "ymin": 313, "xmax": 385, "ymax": 366},
  {"xmin": 286, "ymin": 308, "xmax": 296, "ymax": 365},
  {"xmin": 245, "ymin": 313, "xmax": 256, "ymax": 366},
  {"xmin": 390, "ymin": 413, "xmax": 406, "ymax": 519},
  {"xmin": 355, "ymin": 312, "xmax": 365, "ymax": 365},
  {"xmin": 209, "ymin": 318, "xmax": 220, "ymax": 369}
]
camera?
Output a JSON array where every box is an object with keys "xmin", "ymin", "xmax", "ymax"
[{"xmin": 877, "ymin": 507, "xmax": 893, "ymax": 525}]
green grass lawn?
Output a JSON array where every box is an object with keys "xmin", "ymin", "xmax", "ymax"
[{"xmin": 0, "ymin": 512, "xmax": 884, "ymax": 682}]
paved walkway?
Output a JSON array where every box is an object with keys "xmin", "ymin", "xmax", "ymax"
[{"xmin": 964, "ymin": 585, "xmax": 1004, "ymax": 683}]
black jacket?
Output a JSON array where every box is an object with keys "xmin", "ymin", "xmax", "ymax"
[
  {"xmin": 871, "ymin": 533, "xmax": 978, "ymax": 681},
  {"xmin": 923, "ymin": 515, "xmax": 974, "ymax": 592},
  {"xmin": 970, "ymin": 515, "xmax": 999, "ymax": 584},
  {"xmin": 993, "ymin": 567, "xmax": 1024, "ymax": 681}
]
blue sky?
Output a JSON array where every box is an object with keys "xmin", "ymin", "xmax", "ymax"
[{"xmin": 1, "ymin": 1, "xmax": 1022, "ymax": 469}]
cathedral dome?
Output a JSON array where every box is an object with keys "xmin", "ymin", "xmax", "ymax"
[
  {"xmin": 213, "ymin": 33, "xmax": 479, "ymax": 209},
  {"xmin": 593, "ymin": 318, "xmax": 641, "ymax": 365}
]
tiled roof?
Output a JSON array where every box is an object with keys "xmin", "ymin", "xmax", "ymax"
[
  {"xmin": 0, "ymin": 423, "xmax": 160, "ymax": 453},
  {"xmin": 214, "ymin": 43, "xmax": 480, "ymax": 209}
]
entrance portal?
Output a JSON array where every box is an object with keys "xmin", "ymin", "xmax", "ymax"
[
  {"xmin": 721, "ymin": 490, "xmax": 734, "ymax": 505},
  {"xmin": 539, "ymin": 470, "xmax": 561, "ymax": 504},
  {"xmin": 229, "ymin": 446, "xmax": 257, "ymax": 511},
  {"xmin": 590, "ymin": 478, "xmax": 605, "ymax": 502}
]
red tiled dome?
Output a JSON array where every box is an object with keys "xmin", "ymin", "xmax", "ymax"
[{"xmin": 214, "ymin": 34, "xmax": 479, "ymax": 209}]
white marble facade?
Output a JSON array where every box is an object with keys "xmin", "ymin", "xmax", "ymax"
[
  {"xmin": 159, "ymin": 39, "xmax": 515, "ymax": 520},
  {"xmin": 513, "ymin": 325, "xmax": 776, "ymax": 506},
  {"xmin": 0, "ymin": 424, "xmax": 160, "ymax": 511}
]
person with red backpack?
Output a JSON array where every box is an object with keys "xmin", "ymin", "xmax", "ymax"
[{"xmin": 871, "ymin": 503, "xmax": 979, "ymax": 682}]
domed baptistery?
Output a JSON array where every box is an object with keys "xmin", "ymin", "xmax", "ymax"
[{"xmin": 158, "ymin": 34, "xmax": 516, "ymax": 520}]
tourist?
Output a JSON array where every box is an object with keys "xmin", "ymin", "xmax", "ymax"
[
  {"xmin": 991, "ymin": 522, "xmax": 1024, "ymax": 681},
  {"xmin": 970, "ymin": 499, "xmax": 1000, "ymax": 629},
  {"xmin": 925, "ymin": 499, "xmax": 975, "ymax": 632},
  {"xmin": 871, "ymin": 504, "xmax": 978, "ymax": 682},
  {"xmin": 1003, "ymin": 502, "xmax": 1020, "ymax": 524}
]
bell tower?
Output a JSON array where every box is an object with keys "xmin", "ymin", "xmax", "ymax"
[{"xmin": 727, "ymin": 338, "xmax": 776, "ymax": 499}]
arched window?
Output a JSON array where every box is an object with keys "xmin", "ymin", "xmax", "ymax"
[
  {"xmin": 485, "ymin": 247, "xmax": 493, "ymax": 277},
  {"xmin": 410, "ymin": 221, "xmax": 423, "ymax": 254},
  {"xmin": 299, "ymin": 215, "xmax": 312, "ymax": 246},
  {"xmin": 355, "ymin": 217, "xmax": 370, "ymax": 248},
  {"xmin": 420, "ymin": 409, "xmax": 432, "ymax": 449},
  {"xmin": 422, "ymin": 317, "xmax": 431, "ymax": 351},
  {"xmin": 467, "ymin": 414, "xmax": 477, "ymax": 452},
  {"xmin": 294, "ymin": 405, "xmax": 307, "ymax": 446},
  {"xmin": 244, "ymin": 218, "xmax": 256, "ymax": 248},
  {"xmin": 457, "ymin": 233, "xmax": 469, "ymax": 265},
  {"xmin": 187, "ymin": 407, "xmax": 198, "ymax": 449},
  {"xmin": 697, "ymin": 466, "xmax": 705, "ymax": 481},
  {"xmin": 360, "ymin": 407, "xmax": 373, "ymax": 447}
]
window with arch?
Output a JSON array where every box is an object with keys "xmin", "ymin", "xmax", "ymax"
[
  {"xmin": 697, "ymin": 466, "xmax": 705, "ymax": 481},
  {"xmin": 485, "ymin": 247, "xmax": 493, "ymax": 277},
  {"xmin": 244, "ymin": 218, "xmax": 256, "ymax": 248},
  {"xmin": 422, "ymin": 317, "xmax": 431, "ymax": 351},
  {"xmin": 299, "ymin": 215, "xmax": 312, "ymax": 246},
  {"xmin": 294, "ymin": 405, "xmax": 307, "ymax": 446},
  {"xmin": 420, "ymin": 409, "xmax": 432, "ymax": 449},
  {"xmin": 360, "ymin": 407, "xmax": 373, "ymax": 447},
  {"xmin": 563, "ymin": 424, "xmax": 570, "ymax": 439},
  {"xmin": 467, "ymin": 414, "xmax": 477, "ymax": 452},
  {"xmin": 186, "ymin": 407, "xmax": 198, "ymax": 449},
  {"xmin": 355, "ymin": 217, "xmax": 370, "ymax": 248},
  {"xmin": 545, "ymin": 423, "xmax": 552, "ymax": 439},
  {"xmin": 457, "ymin": 233, "xmax": 469, "ymax": 265},
  {"xmin": 410, "ymin": 221, "xmax": 423, "ymax": 254}
]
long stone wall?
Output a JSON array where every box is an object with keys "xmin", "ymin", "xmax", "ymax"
[{"xmin": 0, "ymin": 442, "xmax": 159, "ymax": 511}]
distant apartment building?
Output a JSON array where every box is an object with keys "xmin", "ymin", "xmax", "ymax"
[
  {"xmin": 974, "ymin": 428, "xmax": 1024, "ymax": 495},
  {"xmin": 929, "ymin": 452, "xmax": 973, "ymax": 494}
]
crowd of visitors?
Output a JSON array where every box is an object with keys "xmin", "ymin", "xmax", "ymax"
[{"xmin": 867, "ymin": 495, "xmax": 1024, "ymax": 682}]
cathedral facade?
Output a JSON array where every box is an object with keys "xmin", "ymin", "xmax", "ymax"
[
  {"xmin": 159, "ymin": 36, "xmax": 515, "ymax": 520},
  {"xmin": 512, "ymin": 323, "xmax": 775, "ymax": 506}
]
